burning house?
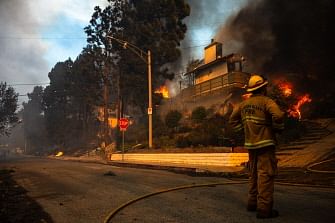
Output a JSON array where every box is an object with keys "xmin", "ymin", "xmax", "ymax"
[{"xmin": 159, "ymin": 40, "xmax": 250, "ymax": 115}]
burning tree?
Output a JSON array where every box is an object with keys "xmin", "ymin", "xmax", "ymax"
[
  {"xmin": 270, "ymin": 80, "xmax": 312, "ymax": 120},
  {"xmin": 216, "ymin": 0, "xmax": 334, "ymax": 117},
  {"xmin": 287, "ymin": 94, "xmax": 312, "ymax": 119},
  {"xmin": 154, "ymin": 86, "xmax": 169, "ymax": 99}
]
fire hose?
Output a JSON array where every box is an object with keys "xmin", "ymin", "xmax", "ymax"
[
  {"xmin": 103, "ymin": 179, "xmax": 335, "ymax": 223},
  {"xmin": 103, "ymin": 181, "xmax": 247, "ymax": 223},
  {"xmin": 306, "ymin": 158, "xmax": 335, "ymax": 174}
]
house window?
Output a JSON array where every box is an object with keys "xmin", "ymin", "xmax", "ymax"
[
  {"xmin": 228, "ymin": 62, "xmax": 235, "ymax": 72},
  {"xmin": 235, "ymin": 61, "xmax": 242, "ymax": 71},
  {"xmin": 228, "ymin": 62, "xmax": 242, "ymax": 72}
]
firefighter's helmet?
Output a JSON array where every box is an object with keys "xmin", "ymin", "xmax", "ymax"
[{"xmin": 247, "ymin": 74, "xmax": 268, "ymax": 92}]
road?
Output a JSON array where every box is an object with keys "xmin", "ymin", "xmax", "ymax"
[{"xmin": 1, "ymin": 156, "xmax": 334, "ymax": 223}]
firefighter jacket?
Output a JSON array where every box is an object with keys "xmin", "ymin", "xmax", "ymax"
[{"xmin": 229, "ymin": 94, "xmax": 284, "ymax": 149}]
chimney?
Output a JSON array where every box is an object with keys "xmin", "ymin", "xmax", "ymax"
[{"xmin": 204, "ymin": 40, "xmax": 223, "ymax": 64}]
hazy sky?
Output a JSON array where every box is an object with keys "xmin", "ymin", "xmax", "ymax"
[{"xmin": 0, "ymin": 0, "xmax": 246, "ymax": 104}]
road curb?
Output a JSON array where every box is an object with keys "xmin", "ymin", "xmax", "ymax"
[
  {"xmin": 48, "ymin": 156, "xmax": 247, "ymax": 177},
  {"xmin": 107, "ymin": 161, "xmax": 246, "ymax": 177},
  {"xmin": 109, "ymin": 161, "xmax": 197, "ymax": 174}
]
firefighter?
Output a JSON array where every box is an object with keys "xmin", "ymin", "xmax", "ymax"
[{"xmin": 229, "ymin": 74, "xmax": 284, "ymax": 218}]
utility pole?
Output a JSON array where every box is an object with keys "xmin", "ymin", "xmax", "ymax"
[
  {"xmin": 103, "ymin": 79, "xmax": 108, "ymax": 147},
  {"xmin": 116, "ymin": 69, "xmax": 121, "ymax": 150},
  {"xmin": 107, "ymin": 36, "xmax": 153, "ymax": 149},
  {"xmin": 102, "ymin": 61, "xmax": 109, "ymax": 149},
  {"xmin": 147, "ymin": 50, "xmax": 153, "ymax": 149}
]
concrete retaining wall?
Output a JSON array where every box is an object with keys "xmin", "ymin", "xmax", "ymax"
[{"xmin": 110, "ymin": 153, "xmax": 249, "ymax": 167}]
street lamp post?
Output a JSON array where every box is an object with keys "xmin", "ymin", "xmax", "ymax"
[{"xmin": 106, "ymin": 36, "xmax": 153, "ymax": 149}]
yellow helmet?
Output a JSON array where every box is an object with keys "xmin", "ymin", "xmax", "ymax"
[{"xmin": 247, "ymin": 74, "xmax": 268, "ymax": 92}]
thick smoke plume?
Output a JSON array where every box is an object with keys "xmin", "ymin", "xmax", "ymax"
[
  {"xmin": 216, "ymin": 0, "xmax": 335, "ymax": 116},
  {"xmin": 0, "ymin": 0, "xmax": 49, "ymax": 105},
  {"xmin": 181, "ymin": 0, "xmax": 246, "ymax": 64}
]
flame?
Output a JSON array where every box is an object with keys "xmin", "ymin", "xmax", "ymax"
[
  {"xmin": 288, "ymin": 94, "xmax": 312, "ymax": 119},
  {"xmin": 278, "ymin": 82, "xmax": 292, "ymax": 97},
  {"xmin": 274, "ymin": 80, "xmax": 311, "ymax": 119},
  {"xmin": 55, "ymin": 151, "xmax": 63, "ymax": 157},
  {"xmin": 154, "ymin": 86, "xmax": 169, "ymax": 98}
]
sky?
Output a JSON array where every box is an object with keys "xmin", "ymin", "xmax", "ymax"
[
  {"xmin": 181, "ymin": 0, "xmax": 247, "ymax": 63},
  {"xmin": 0, "ymin": 0, "xmax": 247, "ymax": 104}
]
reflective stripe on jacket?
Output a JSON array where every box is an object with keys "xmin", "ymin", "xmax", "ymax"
[{"xmin": 229, "ymin": 95, "xmax": 284, "ymax": 149}]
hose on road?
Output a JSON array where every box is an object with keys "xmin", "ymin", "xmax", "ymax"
[
  {"xmin": 103, "ymin": 179, "xmax": 335, "ymax": 223},
  {"xmin": 104, "ymin": 156, "xmax": 335, "ymax": 222},
  {"xmin": 103, "ymin": 181, "xmax": 247, "ymax": 223},
  {"xmin": 306, "ymin": 158, "xmax": 335, "ymax": 174}
]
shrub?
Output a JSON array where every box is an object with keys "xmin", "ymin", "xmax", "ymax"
[
  {"xmin": 177, "ymin": 125, "xmax": 191, "ymax": 133},
  {"xmin": 176, "ymin": 135, "xmax": 191, "ymax": 148},
  {"xmin": 185, "ymin": 116, "xmax": 224, "ymax": 147},
  {"xmin": 156, "ymin": 136, "xmax": 176, "ymax": 148},
  {"xmin": 165, "ymin": 110, "xmax": 182, "ymax": 129},
  {"xmin": 191, "ymin": 106, "xmax": 207, "ymax": 124},
  {"xmin": 153, "ymin": 113, "xmax": 168, "ymax": 137}
]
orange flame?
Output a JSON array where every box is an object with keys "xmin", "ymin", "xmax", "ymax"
[
  {"xmin": 154, "ymin": 86, "xmax": 169, "ymax": 98},
  {"xmin": 288, "ymin": 94, "xmax": 312, "ymax": 119},
  {"xmin": 278, "ymin": 82, "xmax": 292, "ymax": 97}
]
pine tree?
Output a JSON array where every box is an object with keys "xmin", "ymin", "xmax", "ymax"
[
  {"xmin": 85, "ymin": 0, "xmax": 190, "ymax": 113},
  {"xmin": 43, "ymin": 59, "xmax": 74, "ymax": 148},
  {"xmin": 22, "ymin": 86, "xmax": 47, "ymax": 154},
  {"xmin": 0, "ymin": 82, "xmax": 18, "ymax": 136}
]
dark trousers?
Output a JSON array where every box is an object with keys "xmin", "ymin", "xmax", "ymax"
[{"xmin": 248, "ymin": 146, "xmax": 277, "ymax": 212}]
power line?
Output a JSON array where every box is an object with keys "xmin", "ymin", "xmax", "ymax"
[
  {"xmin": 180, "ymin": 44, "xmax": 207, "ymax": 49},
  {"xmin": 1, "ymin": 33, "xmax": 211, "ymax": 51},
  {"xmin": 9, "ymin": 83, "xmax": 50, "ymax": 86},
  {"xmin": 1, "ymin": 37, "xmax": 208, "ymax": 48},
  {"xmin": 0, "ymin": 36, "xmax": 86, "ymax": 40}
]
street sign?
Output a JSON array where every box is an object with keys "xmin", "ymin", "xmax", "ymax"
[
  {"xmin": 147, "ymin": 107, "xmax": 152, "ymax": 115},
  {"xmin": 119, "ymin": 118, "xmax": 129, "ymax": 131}
]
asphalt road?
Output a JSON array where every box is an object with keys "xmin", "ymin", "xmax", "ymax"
[{"xmin": 1, "ymin": 156, "xmax": 334, "ymax": 223}]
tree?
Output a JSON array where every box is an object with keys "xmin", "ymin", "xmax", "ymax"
[
  {"xmin": 70, "ymin": 50, "xmax": 105, "ymax": 144},
  {"xmin": 43, "ymin": 54, "xmax": 105, "ymax": 150},
  {"xmin": 85, "ymin": 0, "xmax": 190, "ymax": 113},
  {"xmin": 0, "ymin": 82, "xmax": 18, "ymax": 136},
  {"xmin": 191, "ymin": 106, "xmax": 207, "ymax": 124},
  {"xmin": 43, "ymin": 59, "xmax": 74, "ymax": 148},
  {"xmin": 22, "ymin": 86, "xmax": 48, "ymax": 154},
  {"xmin": 268, "ymin": 84, "xmax": 295, "ymax": 112}
]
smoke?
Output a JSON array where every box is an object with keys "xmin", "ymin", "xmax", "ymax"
[
  {"xmin": 0, "ymin": 0, "xmax": 108, "ymax": 106},
  {"xmin": 167, "ymin": 0, "xmax": 247, "ymax": 92},
  {"xmin": 180, "ymin": 0, "xmax": 247, "ymax": 67},
  {"xmin": 0, "ymin": 0, "xmax": 50, "ymax": 104},
  {"xmin": 214, "ymin": 0, "xmax": 335, "ymax": 116},
  {"xmin": 216, "ymin": 0, "xmax": 334, "ymax": 93}
]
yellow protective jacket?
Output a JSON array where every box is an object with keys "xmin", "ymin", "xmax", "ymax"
[{"xmin": 229, "ymin": 94, "xmax": 284, "ymax": 149}]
